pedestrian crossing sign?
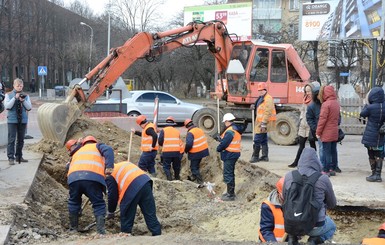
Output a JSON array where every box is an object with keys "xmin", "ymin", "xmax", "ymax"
[{"xmin": 38, "ymin": 66, "xmax": 47, "ymax": 76}]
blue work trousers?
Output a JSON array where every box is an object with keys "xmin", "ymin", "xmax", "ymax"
[
  {"xmin": 223, "ymin": 158, "xmax": 237, "ymax": 185},
  {"xmin": 68, "ymin": 180, "xmax": 106, "ymax": 216},
  {"xmin": 253, "ymin": 133, "xmax": 268, "ymax": 146},
  {"xmin": 7, "ymin": 123, "xmax": 27, "ymax": 160},
  {"xmin": 120, "ymin": 181, "xmax": 161, "ymax": 235},
  {"xmin": 162, "ymin": 156, "xmax": 181, "ymax": 176},
  {"xmin": 308, "ymin": 216, "xmax": 336, "ymax": 242},
  {"xmin": 138, "ymin": 151, "xmax": 157, "ymax": 174},
  {"xmin": 190, "ymin": 158, "xmax": 202, "ymax": 177}
]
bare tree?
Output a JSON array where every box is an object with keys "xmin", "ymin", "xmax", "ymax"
[{"xmin": 110, "ymin": 0, "xmax": 164, "ymax": 36}]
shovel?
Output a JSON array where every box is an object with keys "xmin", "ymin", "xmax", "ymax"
[{"xmin": 78, "ymin": 222, "xmax": 96, "ymax": 233}]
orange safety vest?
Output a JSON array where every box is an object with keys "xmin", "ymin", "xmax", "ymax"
[
  {"xmin": 141, "ymin": 122, "xmax": 158, "ymax": 152},
  {"xmin": 221, "ymin": 126, "xmax": 241, "ymax": 152},
  {"xmin": 68, "ymin": 143, "xmax": 105, "ymax": 178},
  {"xmin": 162, "ymin": 126, "xmax": 181, "ymax": 152},
  {"xmin": 258, "ymin": 200, "xmax": 285, "ymax": 242},
  {"xmin": 256, "ymin": 93, "xmax": 277, "ymax": 123},
  {"xmin": 362, "ymin": 238, "xmax": 385, "ymax": 245},
  {"xmin": 179, "ymin": 139, "xmax": 185, "ymax": 154},
  {"xmin": 188, "ymin": 127, "xmax": 208, "ymax": 153},
  {"xmin": 112, "ymin": 161, "xmax": 146, "ymax": 204}
]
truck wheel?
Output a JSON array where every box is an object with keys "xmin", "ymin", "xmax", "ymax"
[
  {"xmin": 192, "ymin": 108, "xmax": 223, "ymax": 136},
  {"xmin": 269, "ymin": 111, "xmax": 299, "ymax": 146}
]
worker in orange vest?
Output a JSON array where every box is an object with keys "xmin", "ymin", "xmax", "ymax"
[
  {"xmin": 216, "ymin": 113, "xmax": 241, "ymax": 201},
  {"xmin": 158, "ymin": 116, "xmax": 182, "ymax": 181},
  {"xmin": 66, "ymin": 135, "xmax": 114, "ymax": 235},
  {"xmin": 258, "ymin": 177, "xmax": 285, "ymax": 242},
  {"xmin": 132, "ymin": 115, "xmax": 158, "ymax": 176},
  {"xmin": 106, "ymin": 161, "xmax": 161, "ymax": 236},
  {"xmin": 184, "ymin": 119, "xmax": 209, "ymax": 184},
  {"xmin": 362, "ymin": 223, "xmax": 385, "ymax": 245},
  {"xmin": 250, "ymin": 82, "xmax": 276, "ymax": 163}
]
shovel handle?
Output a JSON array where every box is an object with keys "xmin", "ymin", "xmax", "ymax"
[{"xmin": 128, "ymin": 130, "xmax": 133, "ymax": 162}]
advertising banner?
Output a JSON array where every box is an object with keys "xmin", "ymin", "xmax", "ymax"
[
  {"xmin": 300, "ymin": 0, "xmax": 383, "ymax": 41},
  {"xmin": 184, "ymin": 2, "xmax": 252, "ymax": 41}
]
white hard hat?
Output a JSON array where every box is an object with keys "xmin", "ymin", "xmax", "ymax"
[{"xmin": 222, "ymin": 113, "xmax": 236, "ymax": 122}]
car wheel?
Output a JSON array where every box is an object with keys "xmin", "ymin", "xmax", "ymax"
[{"xmin": 127, "ymin": 111, "xmax": 140, "ymax": 117}]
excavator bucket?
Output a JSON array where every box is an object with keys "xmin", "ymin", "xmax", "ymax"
[{"xmin": 37, "ymin": 102, "xmax": 81, "ymax": 146}]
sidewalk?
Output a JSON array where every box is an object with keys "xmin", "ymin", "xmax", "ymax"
[{"xmin": 0, "ymin": 139, "xmax": 42, "ymax": 244}]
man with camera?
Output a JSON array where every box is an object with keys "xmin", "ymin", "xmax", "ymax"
[{"xmin": 4, "ymin": 78, "xmax": 32, "ymax": 165}]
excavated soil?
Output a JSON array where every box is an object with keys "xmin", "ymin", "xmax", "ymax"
[{"xmin": 7, "ymin": 116, "xmax": 385, "ymax": 244}]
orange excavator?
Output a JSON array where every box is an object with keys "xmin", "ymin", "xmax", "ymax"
[{"xmin": 37, "ymin": 20, "xmax": 310, "ymax": 146}]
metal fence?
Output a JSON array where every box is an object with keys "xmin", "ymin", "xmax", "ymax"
[{"xmin": 340, "ymin": 97, "xmax": 365, "ymax": 135}]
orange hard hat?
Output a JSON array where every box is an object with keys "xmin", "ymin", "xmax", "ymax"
[
  {"xmin": 82, "ymin": 135, "xmax": 97, "ymax": 145},
  {"xmin": 136, "ymin": 115, "xmax": 147, "ymax": 125},
  {"xmin": 65, "ymin": 139, "xmax": 77, "ymax": 151},
  {"xmin": 166, "ymin": 116, "xmax": 175, "ymax": 123},
  {"xmin": 257, "ymin": 83, "xmax": 267, "ymax": 91},
  {"xmin": 379, "ymin": 222, "xmax": 385, "ymax": 231},
  {"xmin": 184, "ymin": 119, "xmax": 193, "ymax": 127},
  {"xmin": 276, "ymin": 177, "xmax": 284, "ymax": 194}
]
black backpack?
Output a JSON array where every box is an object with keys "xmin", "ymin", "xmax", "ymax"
[{"xmin": 283, "ymin": 170, "xmax": 322, "ymax": 236}]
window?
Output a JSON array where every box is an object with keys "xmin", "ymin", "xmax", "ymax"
[
  {"xmin": 250, "ymin": 48, "xmax": 269, "ymax": 82},
  {"xmin": 136, "ymin": 92, "xmax": 155, "ymax": 102},
  {"xmin": 270, "ymin": 50, "xmax": 287, "ymax": 83},
  {"xmin": 289, "ymin": 0, "xmax": 299, "ymax": 11},
  {"xmin": 157, "ymin": 93, "xmax": 176, "ymax": 103},
  {"xmin": 230, "ymin": 45, "xmax": 252, "ymax": 69}
]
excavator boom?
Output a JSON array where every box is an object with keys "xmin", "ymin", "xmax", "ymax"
[{"xmin": 37, "ymin": 21, "xmax": 233, "ymax": 145}]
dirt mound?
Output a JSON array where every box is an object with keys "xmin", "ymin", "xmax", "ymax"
[{"xmin": 8, "ymin": 116, "xmax": 385, "ymax": 244}]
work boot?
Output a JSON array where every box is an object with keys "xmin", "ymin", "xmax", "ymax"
[
  {"xmin": 249, "ymin": 145, "xmax": 260, "ymax": 163},
  {"xmin": 308, "ymin": 236, "xmax": 323, "ymax": 245},
  {"xmin": 165, "ymin": 172, "xmax": 172, "ymax": 181},
  {"xmin": 222, "ymin": 184, "xmax": 235, "ymax": 201},
  {"xmin": 95, "ymin": 215, "xmax": 106, "ymax": 235},
  {"xmin": 195, "ymin": 173, "xmax": 203, "ymax": 184},
  {"xmin": 287, "ymin": 235, "xmax": 299, "ymax": 245},
  {"xmin": 174, "ymin": 170, "xmax": 180, "ymax": 180},
  {"xmin": 187, "ymin": 175, "xmax": 197, "ymax": 182},
  {"xmin": 366, "ymin": 158, "xmax": 379, "ymax": 182},
  {"xmin": 69, "ymin": 213, "xmax": 79, "ymax": 232},
  {"xmin": 259, "ymin": 144, "xmax": 269, "ymax": 162},
  {"xmin": 367, "ymin": 158, "xmax": 383, "ymax": 182}
]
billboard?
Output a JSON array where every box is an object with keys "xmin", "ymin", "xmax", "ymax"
[
  {"xmin": 299, "ymin": 0, "xmax": 384, "ymax": 41},
  {"xmin": 184, "ymin": 2, "xmax": 252, "ymax": 41}
]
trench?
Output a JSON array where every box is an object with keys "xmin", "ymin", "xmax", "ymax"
[{"xmin": 7, "ymin": 117, "xmax": 385, "ymax": 244}]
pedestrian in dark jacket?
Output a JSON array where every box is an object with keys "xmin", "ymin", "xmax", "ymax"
[
  {"xmin": 184, "ymin": 119, "xmax": 209, "ymax": 184},
  {"xmin": 289, "ymin": 83, "xmax": 317, "ymax": 168},
  {"xmin": 316, "ymin": 85, "xmax": 340, "ymax": 176},
  {"xmin": 284, "ymin": 147, "xmax": 337, "ymax": 244},
  {"xmin": 216, "ymin": 113, "xmax": 241, "ymax": 201},
  {"xmin": 66, "ymin": 135, "xmax": 114, "ymax": 234},
  {"xmin": 106, "ymin": 161, "xmax": 161, "ymax": 236},
  {"xmin": 258, "ymin": 177, "xmax": 285, "ymax": 242},
  {"xmin": 360, "ymin": 86, "xmax": 385, "ymax": 182}
]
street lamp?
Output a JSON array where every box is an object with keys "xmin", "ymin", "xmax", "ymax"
[{"xmin": 80, "ymin": 21, "xmax": 93, "ymax": 72}]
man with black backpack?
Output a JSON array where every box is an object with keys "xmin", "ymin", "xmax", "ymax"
[{"xmin": 283, "ymin": 147, "xmax": 337, "ymax": 245}]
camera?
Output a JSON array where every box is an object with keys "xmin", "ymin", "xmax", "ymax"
[{"xmin": 19, "ymin": 93, "xmax": 26, "ymax": 99}]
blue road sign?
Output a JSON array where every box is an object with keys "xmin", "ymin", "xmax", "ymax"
[
  {"xmin": 38, "ymin": 66, "xmax": 47, "ymax": 76},
  {"xmin": 340, "ymin": 72, "xmax": 349, "ymax": 77}
]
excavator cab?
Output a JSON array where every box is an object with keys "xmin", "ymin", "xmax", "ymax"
[{"xmin": 218, "ymin": 41, "xmax": 309, "ymax": 106}]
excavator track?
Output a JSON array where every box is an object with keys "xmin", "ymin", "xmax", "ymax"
[{"xmin": 37, "ymin": 102, "xmax": 81, "ymax": 146}]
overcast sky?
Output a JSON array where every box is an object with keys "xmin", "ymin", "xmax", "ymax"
[{"xmin": 63, "ymin": 0, "xmax": 205, "ymax": 17}]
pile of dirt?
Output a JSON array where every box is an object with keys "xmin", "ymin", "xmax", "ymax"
[{"xmin": 7, "ymin": 116, "xmax": 385, "ymax": 244}]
